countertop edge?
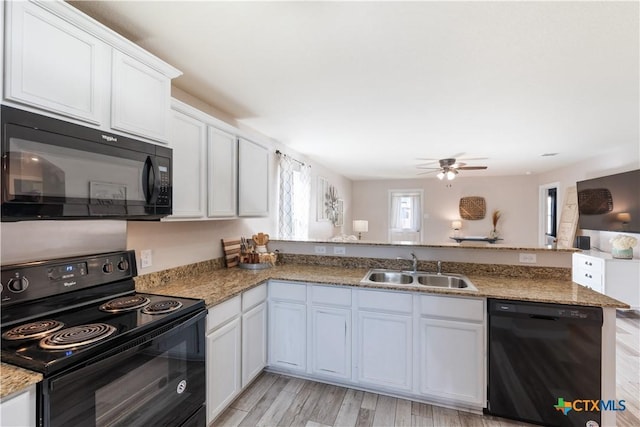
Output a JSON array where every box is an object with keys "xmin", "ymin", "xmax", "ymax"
[{"xmin": 0, "ymin": 362, "xmax": 42, "ymax": 400}]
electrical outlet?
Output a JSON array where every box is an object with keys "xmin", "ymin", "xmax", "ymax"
[
  {"xmin": 519, "ymin": 253, "xmax": 537, "ymax": 263},
  {"xmin": 140, "ymin": 249, "xmax": 153, "ymax": 268},
  {"xmin": 314, "ymin": 246, "xmax": 327, "ymax": 254},
  {"xmin": 334, "ymin": 246, "xmax": 346, "ymax": 255}
]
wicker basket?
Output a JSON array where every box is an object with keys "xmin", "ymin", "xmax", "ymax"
[
  {"xmin": 459, "ymin": 197, "xmax": 486, "ymax": 220},
  {"xmin": 577, "ymin": 188, "xmax": 613, "ymax": 215}
]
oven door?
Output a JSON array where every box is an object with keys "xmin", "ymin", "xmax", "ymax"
[{"xmin": 40, "ymin": 310, "xmax": 206, "ymax": 427}]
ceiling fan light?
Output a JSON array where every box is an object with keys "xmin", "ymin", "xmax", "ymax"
[
  {"xmin": 446, "ymin": 170, "xmax": 457, "ymax": 180},
  {"xmin": 436, "ymin": 171, "xmax": 445, "ymax": 180}
]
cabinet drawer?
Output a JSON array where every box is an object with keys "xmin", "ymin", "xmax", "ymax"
[
  {"xmin": 573, "ymin": 254, "xmax": 604, "ymax": 273},
  {"xmin": 269, "ymin": 281, "xmax": 307, "ymax": 302},
  {"xmin": 207, "ymin": 295, "xmax": 241, "ymax": 332},
  {"xmin": 574, "ymin": 269, "xmax": 603, "ymax": 292},
  {"xmin": 419, "ymin": 295, "xmax": 484, "ymax": 322},
  {"xmin": 311, "ymin": 285, "xmax": 351, "ymax": 307},
  {"xmin": 358, "ymin": 289, "xmax": 412, "ymax": 314},
  {"xmin": 242, "ymin": 283, "xmax": 267, "ymax": 311}
]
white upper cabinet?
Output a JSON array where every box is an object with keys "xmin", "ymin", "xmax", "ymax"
[
  {"xmin": 208, "ymin": 128, "xmax": 238, "ymax": 218},
  {"xmin": 111, "ymin": 50, "xmax": 171, "ymax": 142},
  {"xmin": 238, "ymin": 138, "xmax": 270, "ymax": 217},
  {"xmin": 3, "ymin": 1, "xmax": 181, "ymax": 143},
  {"xmin": 4, "ymin": 1, "xmax": 108, "ymax": 124},
  {"xmin": 168, "ymin": 108, "xmax": 207, "ymax": 218}
]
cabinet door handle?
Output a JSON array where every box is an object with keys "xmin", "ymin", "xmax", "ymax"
[{"xmin": 585, "ymin": 274, "xmax": 592, "ymax": 279}]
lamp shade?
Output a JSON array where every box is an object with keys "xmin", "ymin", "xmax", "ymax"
[
  {"xmin": 353, "ymin": 220, "xmax": 369, "ymax": 233},
  {"xmin": 451, "ymin": 220, "xmax": 462, "ymax": 230},
  {"xmin": 617, "ymin": 212, "xmax": 631, "ymax": 223}
]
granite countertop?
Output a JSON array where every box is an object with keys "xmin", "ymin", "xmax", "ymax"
[
  {"xmin": 140, "ymin": 263, "xmax": 628, "ymax": 309},
  {"xmin": 0, "ymin": 363, "xmax": 42, "ymax": 399},
  {"xmin": 272, "ymin": 239, "xmax": 579, "ymax": 252}
]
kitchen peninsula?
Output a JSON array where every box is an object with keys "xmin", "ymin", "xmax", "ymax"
[
  {"xmin": 1, "ymin": 245, "xmax": 627, "ymax": 426},
  {"xmin": 131, "ymin": 242, "xmax": 624, "ymax": 426}
]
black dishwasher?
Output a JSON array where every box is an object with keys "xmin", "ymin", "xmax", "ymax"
[{"xmin": 486, "ymin": 299, "xmax": 602, "ymax": 427}]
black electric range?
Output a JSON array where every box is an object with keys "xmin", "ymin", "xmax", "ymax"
[{"xmin": 1, "ymin": 250, "xmax": 207, "ymax": 427}]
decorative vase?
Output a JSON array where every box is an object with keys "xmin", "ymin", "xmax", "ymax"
[
  {"xmin": 489, "ymin": 229, "xmax": 499, "ymax": 239},
  {"xmin": 611, "ymin": 247, "xmax": 633, "ymax": 259}
]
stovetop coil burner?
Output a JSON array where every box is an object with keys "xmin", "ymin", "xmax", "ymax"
[
  {"xmin": 141, "ymin": 300, "xmax": 183, "ymax": 315},
  {"xmin": 2, "ymin": 320, "xmax": 65, "ymax": 341},
  {"xmin": 99, "ymin": 295, "xmax": 151, "ymax": 313},
  {"xmin": 39, "ymin": 323, "xmax": 117, "ymax": 350}
]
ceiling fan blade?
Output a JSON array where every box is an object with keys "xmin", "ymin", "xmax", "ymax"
[
  {"xmin": 458, "ymin": 166, "xmax": 488, "ymax": 170},
  {"xmin": 456, "ymin": 157, "xmax": 489, "ymax": 162},
  {"xmin": 416, "ymin": 165, "xmax": 441, "ymax": 170},
  {"xmin": 416, "ymin": 170, "xmax": 439, "ymax": 175}
]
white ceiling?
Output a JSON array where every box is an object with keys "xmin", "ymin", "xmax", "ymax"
[{"xmin": 69, "ymin": 1, "xmax": 639, "ymax": 180}]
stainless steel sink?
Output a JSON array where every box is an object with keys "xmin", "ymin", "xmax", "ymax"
[
  {"xmin": 367, "ymin": 271, "xmax": 413, "ymax": 284},
  {"xmin": 361, "ymin": 269, "xmax": 478, "ymax": 291}
]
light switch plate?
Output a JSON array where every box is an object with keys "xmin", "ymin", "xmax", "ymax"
[
  {"xmin": 519, "ymin": 253, "xmax": 537, "ymax": 263},
  {"xmin": 314, "ymin": 246, "xmax": 327, "ymax": 254},
  {"xmin": 140, "ymin": 249, "xmax": 153, "ymax": 268},
  {"xmin": 334, "ymin": 246, "xmax": 346, "ymax": 255}
]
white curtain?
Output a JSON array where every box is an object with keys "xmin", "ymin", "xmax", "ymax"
[
  {"xmin": 390, "ymin": 192, "xmax": 421, "ymax": 232},
  {"xmin": 390, "ymin": 195, "xmax": 403, "ymax": 230},
  {"xmin": 278, "ymin": 153, "xmax": 311, "ymax": 239}
]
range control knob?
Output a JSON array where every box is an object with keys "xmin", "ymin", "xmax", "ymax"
[
  {"xmin": 7, "ymin": 277, "xmax": 29, "ymax": 293},
  {"xmin": 117, "ymin": 259, "xmax": 129, "ymax": 271},
  {"xmin": 102, "ymin": 262, "xmax": 114, "ymax": 274}
]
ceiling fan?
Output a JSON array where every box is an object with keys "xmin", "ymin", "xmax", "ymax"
[{"xmin": 416, "ymin": 155, "xmax": 488, "ymax": 180}]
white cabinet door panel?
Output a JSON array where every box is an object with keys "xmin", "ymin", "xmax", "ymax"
[
  {"xmin": 206, "ymin": 318, "xmax": 242, "ymax": 424},
  {"xmin": 238, "ymin": 138, "xmax": 269, "ymax": 217},
  {"xmin": 419, "ymin": 318, "xmax": 484, "ymax": 406},
  {"xmin": 357, "ymin": 311, "xmax": 412, "ymax": 391},
  {"xmin": 168, "ymin": 109, "xmax": 207, "ymax": 218},
  {"xmin": 311, "ymin": 306, "xmax": 351, "ymax": 380},
  {"xmin": 0, "ymin": 385, "xmax": 36, "ymax": 427},
  {"xmin": 6, "ymin": 1, "xmax": 107, "ymax": 124},
  {"xmin": 242, "ymin": 302, "xmax": 267, "ymax": 387},
  {"xmin": 208, "ymin": 127, "xmax": 237, "ymax": 218},
  {"xmin": 268, "ymin": 301, "xmax": 306, "ymax": 371},
  {"xmin": 111, "ymin": 50, "xmax": 170, "ymax": 142}
]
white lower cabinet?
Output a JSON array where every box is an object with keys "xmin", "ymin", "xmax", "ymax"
[
  {"xmin": 266, "ymin": 281, "xmax": 487, "ymax": 412},
  {"xmin": 357, "ymin": 310, "xmax": 412, "ymax": 391},
  {"xmin": 418, "ymin": 318, "xmax": 484, "ymax": 405},
  {"xmin": 268, "ymin": 300, "xmax": 307, "ymax": 372},
  {"xmin": 309, "ymin": 285, "xmax": 352, "ymax": 380},
  {"xmin": 418, "ymin": 295, "xmax": 485, "ymax": 408},
  {"xmin": 0, "ymin": 385, "xmax": 37, "ymax": 427},
  {"xmin": 206, "ymin": 284, "xmax": 267, "ymax": 424},
  {"xmin": 206, "ymin": 316, "xmax": 242, "ymax": 422},
  {"xmin": 355, "ymin": 289, "xmax": 413, "ymax": 391},
  {"xmin": 242, "ymin": 302, "xmax": 267, "ymax": 387}
]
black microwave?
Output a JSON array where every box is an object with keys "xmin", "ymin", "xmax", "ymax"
[{"xmin": 1, "ymin": 106, "xmax": 172, "ymax": 221}]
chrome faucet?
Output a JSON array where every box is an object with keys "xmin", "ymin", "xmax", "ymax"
[{"xmin": 397, "ymin": 252, "xmax": 418, "ymax": 273}]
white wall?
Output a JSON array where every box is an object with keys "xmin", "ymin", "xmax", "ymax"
[
  {"xmin": 125, "ymin": 88, "xmax": 353, "ymax": 274},
  {"xmin": 352, "ymin": 175, "xmax": 539, "ymax": 245}
]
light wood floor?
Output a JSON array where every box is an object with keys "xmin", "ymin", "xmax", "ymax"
[{"xmin": 214, "ymin": 311, "xmax": 640, "ymax": 427}]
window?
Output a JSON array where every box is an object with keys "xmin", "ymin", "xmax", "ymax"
[
  {"xmin": 545, "ymin": 187, "xmax": 557, "ymax": 237},
  {"xmin": 389, "ymin": 190, "xmax": 423, "ymax": 242},
  {"xmin": 278, "ymin": 153, "xmax": 311, "ymax": 239}
]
